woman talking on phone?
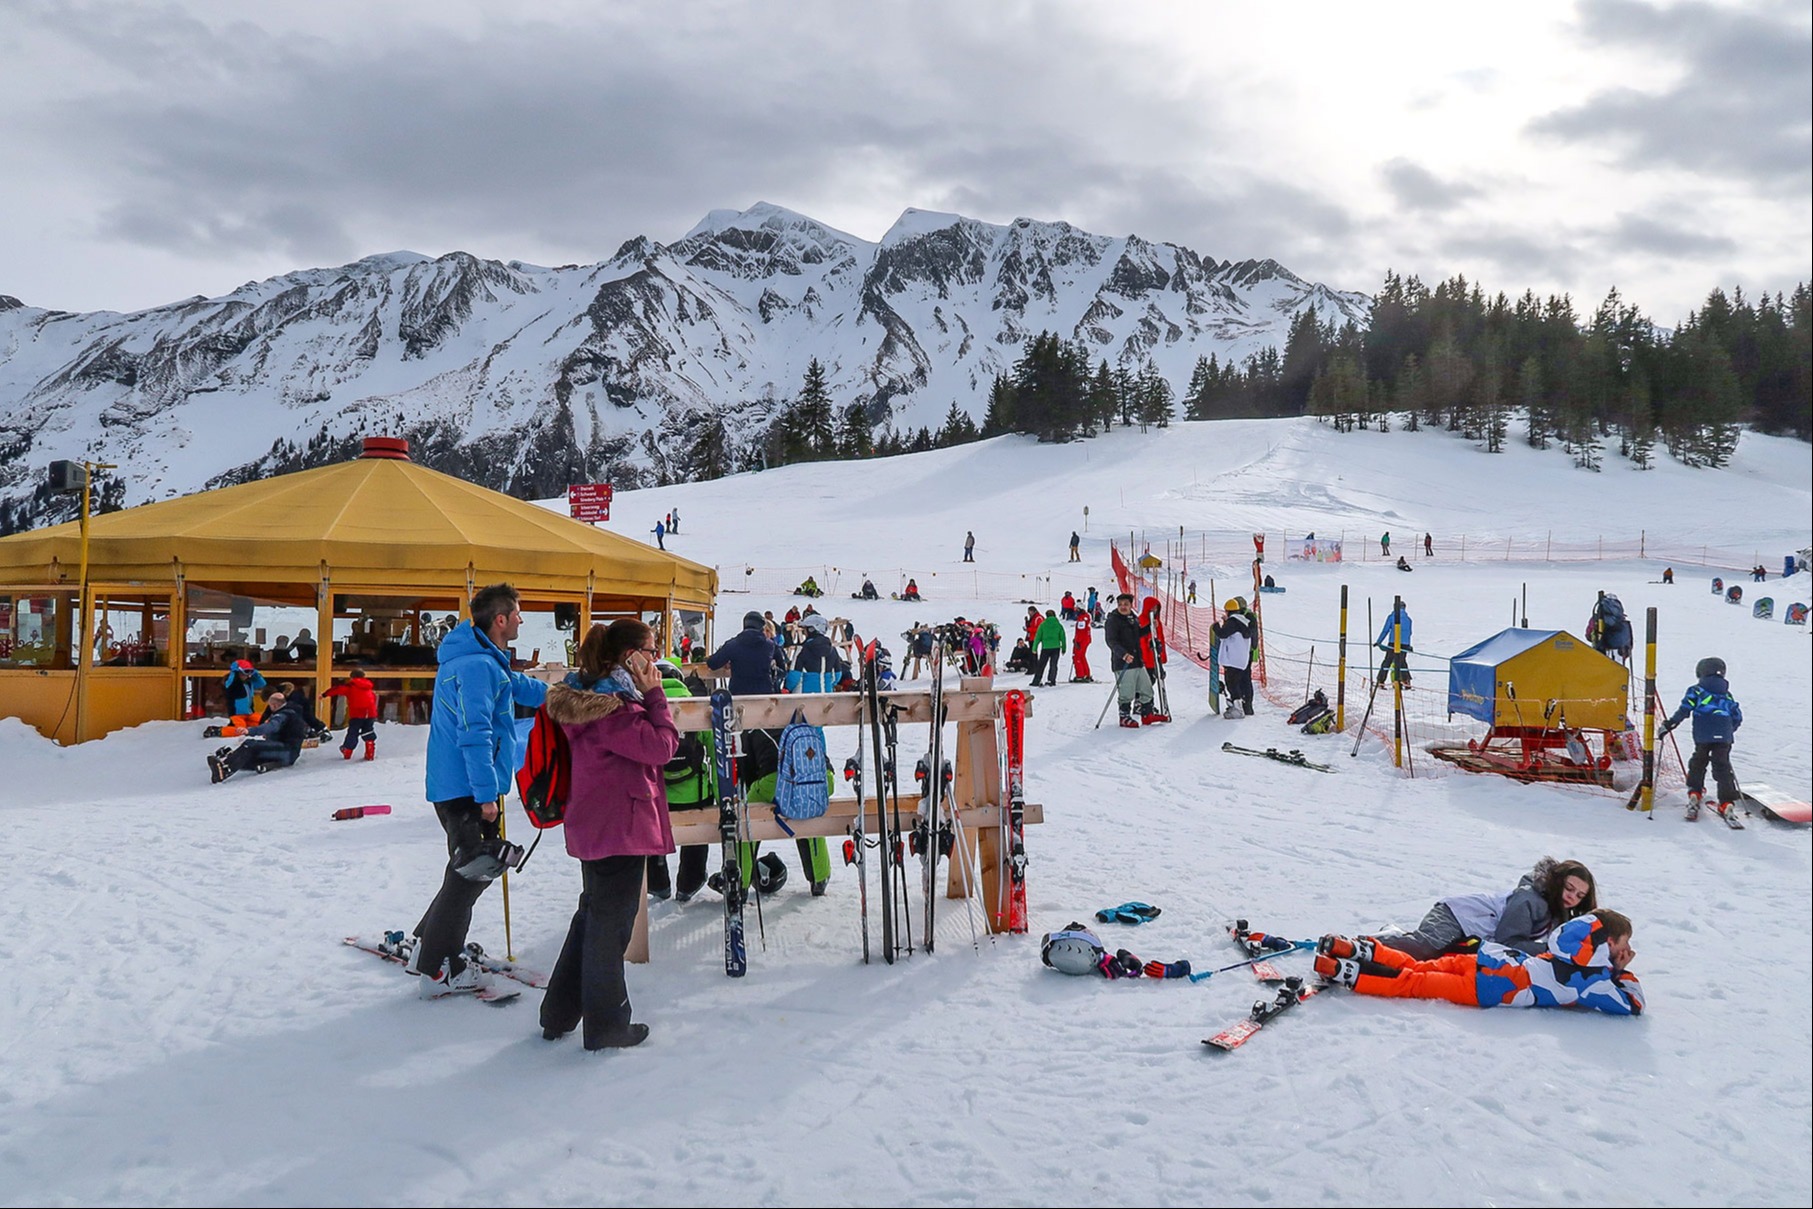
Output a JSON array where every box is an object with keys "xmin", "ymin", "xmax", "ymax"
[{"xmin": 538, "ymin": 619, "xmax": 679, "ymax": 1050}]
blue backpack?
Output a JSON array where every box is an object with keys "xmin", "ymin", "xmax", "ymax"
[{"xmin": 772, "ymin": 713, "xmax": 831, "ymax": 822}]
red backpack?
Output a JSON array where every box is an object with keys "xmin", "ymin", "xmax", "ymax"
[{"xmin": 514, "ymin": 705, "xmax": 571, "ymax": 828}]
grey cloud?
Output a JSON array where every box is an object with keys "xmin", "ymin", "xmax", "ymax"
[
  {"xmin": 1380, "ymin": 159, "xmax": 1482, "ymax": 213},
  {"xmin": 3, "ymin": 0, "xmax": 1361, "ymax": 295},
  {"xmin": 1438, "ymin": 229, "xmax": 1588, "ymax": 286},
  {"xmin": 1528, "ymin": 0, "xmax": 1811, "ymax": 188},
  {"xmin": 1602, "ymin": 213, "xmax": 1737, "ymax": 258}
]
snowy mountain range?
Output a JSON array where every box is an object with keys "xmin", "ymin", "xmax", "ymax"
[{"xmin": 0, "ymin": 202, "xmax": 1369, "ymax": 532}]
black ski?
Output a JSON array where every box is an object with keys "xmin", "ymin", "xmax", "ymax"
[
  {"xmin": 843, "ymin": 737, "xmax": 871, "ymax": 963},
  {"xmin": 1202, "ymin": 976, "xmax": 1321, "ymax": 1051},
  {"xmin": 1221, "ymin": 741, "xmax": 1334, "ymax": 772},
  {"xmin": 862, "ymin": 645, "xmax": 899, "ymax": 963},
  {"xmin": 915, "ymin": 635, "xmax": 952, "ymax": 952},
  {"xmin": 709, "ymin": 690, "xmax": 748, "ymax": 977}
]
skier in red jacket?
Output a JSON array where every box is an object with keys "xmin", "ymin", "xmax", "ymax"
[{"xmin": 324, "ymin": 665, "xmax": 381, "ymax": 761}]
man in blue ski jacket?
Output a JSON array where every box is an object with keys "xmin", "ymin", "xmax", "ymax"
[
  {"xmin": 409, "ymin": 584, "xmax": 549, "ymax": 997},
  {"xmin": 1375, "ymin": 598, "xmax": 1412, "ymax": 687}
]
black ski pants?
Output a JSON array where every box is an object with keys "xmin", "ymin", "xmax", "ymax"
[
  {"xmin": 541, "ymin": 854, "xmax": 644, "ymax": 1048},
  {"xmin": 1686, "ymin": 741, "xmax": 1740, "ymax": 805},
  {"xmin": 1223, "ymin": 665, "xmax": 1254, "ymax": 713},
  {"xmin": 646, "ymin": 845, "xmax": 710, "ymax": 898},
  {"xmin": 413, "ymin": 797, "xmax": 497, "ymax": 979},
  {"xmin": 225, "ymin": 739, "xmax": 297, "ymax": 773},
  {"xmin": 1030, "ymin": 648, "xmax": 1061, "ymax": 686}
]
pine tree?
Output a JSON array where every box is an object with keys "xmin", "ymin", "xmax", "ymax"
[
  {"xmin": 838, "ymin": 401, "xmax": 875, "ymax": 459},
  {"xmin": 936, "ymin": 400, "xmax": 978, "ymax": 447},
  {"xmin": 684, "ymin": 409, "xmax": 730, "ymax": 480},
  {"xmin": 791, "ymin": 358, "xmax": 837, "ymax": 460},
  {"xmin": 982, "ymin": 374, "xmax": 1017, "ymax": 436}
]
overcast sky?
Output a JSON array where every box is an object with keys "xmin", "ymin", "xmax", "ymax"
[{"xmin": 1, "ymin": 0, "xmax": 1806, "ymax": 323}]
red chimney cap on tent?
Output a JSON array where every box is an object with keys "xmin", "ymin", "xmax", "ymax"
[{"xmin": 359, "ymin": 437, "xmax": 411, "ymax": 460}]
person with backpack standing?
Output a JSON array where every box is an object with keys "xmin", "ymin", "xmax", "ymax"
[
  {"xmin": 1587, "ymin": 591, "xmax": 1633, "ymax": 663},
  {"xmin": 1105, "ymin": 593, "xmax": 1155, "ymax": 728},
  {"xmin": 1661, "ymin": 657, "xmax": 1744, "ymax": 822},
  {"xmin": 323, "ymin": 664, "xmax": 380, "ymax": 761},
  {"xmin": 963, "ymin": 531, "xmax": 976, "ymax": 562},
  {"xmin": 762, "ymin": 612, "xmax": 842, "ymax": 894},
  {"xmin": 1029, "ymin": 609, "xmax": 1066, "ymax": 687},
  {"xmin": 410, "ymin": 584, "xmax": 549, "ymax": 998},
  {"xmin": 1380, "ymin": 532, "xmax": 1391, "ymax": 558},
  {"xmin": 538, "ymin": 618, "xmax": 677, "ymax": 1050},
  {"xmin": 1069, "ymin": 531, "xmax": 1081, "ymax": 563},
  {"xmin": 1213, "ymin": 598, "xmax": 1255, "ymax": 717},
  {"xmin": 647, "ymin": 659, "xmax": 714, "ymax": 902}
]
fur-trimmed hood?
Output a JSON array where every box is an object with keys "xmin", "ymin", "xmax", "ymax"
[{"xmin": 544, "ymin": 681, "xmax": 626, "ymax": 726}]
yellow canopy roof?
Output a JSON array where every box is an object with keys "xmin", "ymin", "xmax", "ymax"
[{"xmin": 0, "ymin": 453, "xmax": 715, "ymax": 606}]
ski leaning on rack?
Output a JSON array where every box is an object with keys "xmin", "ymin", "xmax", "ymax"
[
  {"xmin": 843, "ymin": 726, "xmax": 872, "ymax": 964},
  {"xmin": 915, "ymin": 636, "xmax": 954, "ymax": 952},
  {"xmin": 1221, "ymin": 742, "xmax": 1333, "ymax": 772},
  {"xmin": 1000, "ymin": 688, "xmax": 1031, "ymax": 933},
  {"xmin": 1202, "ymin": 975, "xmax": 1321, "ymax": 1051},
  {"xmin": 709, "ymin": 691, "xmax": 749, "ymax": 977},
  {"xmin": 862, "ymin": 644, "xmax": 901, "ymax": 963}
]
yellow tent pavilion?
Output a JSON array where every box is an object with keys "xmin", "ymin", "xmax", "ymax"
[{"xmin": 0, "ymin": 438, "xmax": 716, "ymax": 742}]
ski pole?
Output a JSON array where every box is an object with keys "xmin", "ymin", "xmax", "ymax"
[
  {"xmin": 1187, "ymin": 940, "xmax": 1315, "ymax": 982},
  {"xmin": 497, "ymin": 796, "xmax": 515, "ymax": 962},
  {"xmin": 1094, "ymin": 676, "xmax": 1120, "ymax": 729}
]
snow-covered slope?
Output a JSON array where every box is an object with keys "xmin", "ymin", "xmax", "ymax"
[
  {"xmin": 0, "ymin": 203, "xmax": 1368, "ymax": 531},
  {"xmin": 2, "ymin": 418, "xmax": 1807, "ymax": 1207}
]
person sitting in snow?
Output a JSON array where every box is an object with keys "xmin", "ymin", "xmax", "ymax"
[
  {"xmin": 208, "ymin": 691, "xmax": 313, "ymax": 783},
  {"xmin": 794, "ymin": 576, "xmax": 822, "ymax": 598},
  {"xmin": 901, "ymin": 578, "xmax": 923, "ymax": 602},
  {"xmin": 854, "ymin": 577, "xmax": 879, "ymax": 600},
  {"xmin": 221, "ymin": 658, "xmax": 267, "ymax": 717},
  {"xmin": 1314, "ymin": 910, "xmax": 1644, "ymax": 1017},
  {"xmin": 1395, "ymin": 555, "xmax": 1413, "ymax": 572}
]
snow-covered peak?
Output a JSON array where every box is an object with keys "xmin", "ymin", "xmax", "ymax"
[
  {"xmin": 680, "ymin": 201, "xmax": 871, "ymax": 251},
  {"xmin": 879, "ymin": 208, "xmax": 989, "ymax": 248}
]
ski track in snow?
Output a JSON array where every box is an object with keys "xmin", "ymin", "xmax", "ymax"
[{"xmin": 2, "ymin": 418, "xmax": 1809, "ymax": 1207}]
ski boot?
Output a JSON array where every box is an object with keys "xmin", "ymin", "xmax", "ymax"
[
  {"xmin": 208, "ymin": 750, "xmax": 233, "ymax": 784},
  {"xmin": 363, "ymin": 739, "xmax": 376, "ymax": 762},
  {"xmin": 1118, "ymin": 709, "xmax": 1140, "ymax": 730},
  {"xmin": 1141, "ymin": 710, "xmax": 1170, "ymax": 725},
  {"xmin": 1685, "ymin": 790, "xmax": 1703, "ymax": 821},
  {"xmin": 342, "ymin": 746, "xmax": 354, "ymax": 761},
  {"xmin": 1313, "ymin": 953, "xmax": 1362, "ymax": 987},
  {"xmin": 202, "ymin": 724, "xmax": 224, "ymax": 739},
  {"xmin": 1316, "ymin": 934, "xmax": 1375, "ymax": 961}
]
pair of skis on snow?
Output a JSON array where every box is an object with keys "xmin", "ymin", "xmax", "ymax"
[
  {"xmin": 1201, "ymin": 921, "xmax": 1323, "ymax": 1051},
  {"xmin": 1221, "ymin": 741, "xmax": 1334, "ymax": 773},
  {"xmin": 343, "ymin": 932, "xmax": 546, "ymax": 1003}
]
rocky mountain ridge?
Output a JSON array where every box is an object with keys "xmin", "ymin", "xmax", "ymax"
[{"xmin": 0, "ymin": 203, "xmax": 1370, "ymax": 533}]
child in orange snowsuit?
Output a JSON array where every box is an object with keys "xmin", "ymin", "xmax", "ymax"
[{"xmin": 1314, "ymin": 911, "xmax": 1643, "ymax": 1016}]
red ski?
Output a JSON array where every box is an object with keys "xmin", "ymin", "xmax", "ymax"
[
  {"xmin": 1000, "ymin": 689, "xmax": 1030, "ymax": 934},
  {"xmin": 1203, "ymin": 977, "xmax": 1321, "ymax": 1051}
]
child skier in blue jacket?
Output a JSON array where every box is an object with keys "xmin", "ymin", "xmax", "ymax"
[{"xmin": 1662, "ymin": 656, "xmax": 1743, "ymax": 820}]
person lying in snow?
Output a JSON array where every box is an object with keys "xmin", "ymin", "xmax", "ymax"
[
  {"xmin": 1313, "ymin": 910, "xmax": 1643, "ymax": 1016},
  {"xmin": 1371, "ymin": 857, "xmax": 1597, "ymax": 959}
]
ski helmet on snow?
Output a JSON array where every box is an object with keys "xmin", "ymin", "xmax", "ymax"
[
  {"xmin": 1694, "ymin": 656, "xmax": 1727, "ymax": 678},
  {"xmin": 754, "ymin": 851, "xmax": 789, "ymax": 895},
  {"xmin": 1041, "ymin": 923, "xmax": 1107, "ymax": 976}
]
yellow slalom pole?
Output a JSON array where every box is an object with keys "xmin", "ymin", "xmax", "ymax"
[
  {"xmin": 1336, "ymin": 584, "xmax": 1349, "ymax": 732},
  {"xmin": 497, "ymin": 796, "xmax": 515, "ymax": 960}
]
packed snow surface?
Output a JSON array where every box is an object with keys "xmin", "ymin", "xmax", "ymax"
[{"xmin": 3, "ymin": 418, "xmax": 1809, "ymax": 1207}]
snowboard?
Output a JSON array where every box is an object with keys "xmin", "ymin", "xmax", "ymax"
[
  {"xmin": 331, "ymin": 804, "xmax": 391, "ymax": 821},
  {"xmin": 1740, "ymin": 784, "xmax": 1811, "ymax": 825},
  {"xmin": 343, "ymin": 935, "xmax": 528, "ymax": 1001}
]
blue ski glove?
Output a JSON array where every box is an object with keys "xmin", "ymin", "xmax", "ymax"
[
  {"xmin": 1142, "ymin": 959, "xmax": 1191, "ymax": 979},
  {"xmin": 1094, "ymin": 902, "xmax": 1162, "ymax": 925}
]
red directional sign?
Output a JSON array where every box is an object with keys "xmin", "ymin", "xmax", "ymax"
[{"xmin": 567, "ymin": 483, "xmax": 613, "ymax": 522}]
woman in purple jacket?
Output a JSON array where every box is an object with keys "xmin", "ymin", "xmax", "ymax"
[{"xmin": 539, "ymin": 620, "xmax": 679, "ymax": 1050}]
